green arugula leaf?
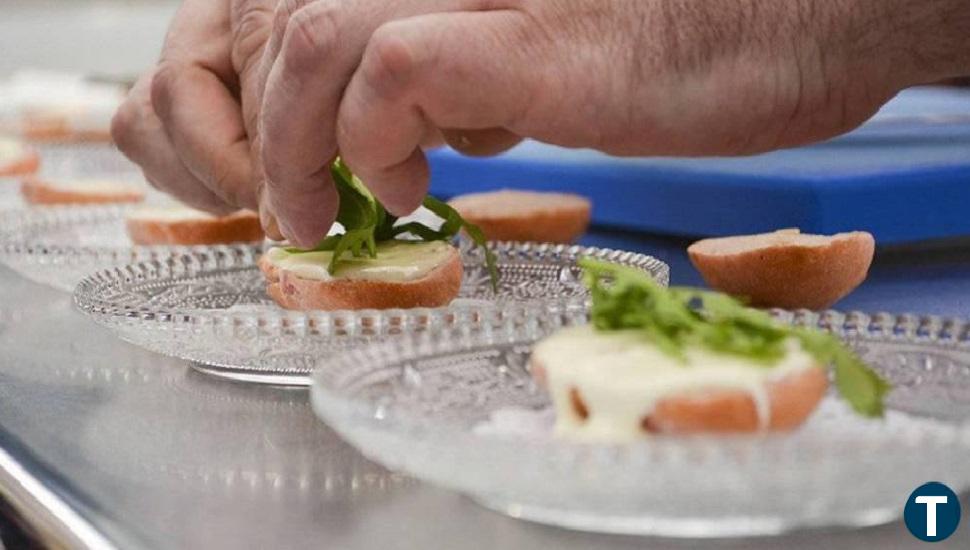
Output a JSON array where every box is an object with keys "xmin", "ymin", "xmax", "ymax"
[
  {"xmin": 422, "ymin": 196, "xmax": 499, "ymax": 291},
  {"xmin": 794, "ymin": 328, "xmax": 891, "ymax": 417},
  {"xmin": 384, "ymin": 196, "xmax": 498, "ymax": 291},
  {"xmin": 283, "ymin": 159, "xmax": 499, "ymax": 288},
  {"xmin": 579, "ymin": 257, "xmax": 891, "ymax": 418}
]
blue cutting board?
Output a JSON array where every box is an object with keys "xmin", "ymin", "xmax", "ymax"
[{"xmin": 427, "ymin": 87, "xmax": 970, "ymax": 244}]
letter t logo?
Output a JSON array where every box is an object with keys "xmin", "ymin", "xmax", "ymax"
[{"xmin": 915, "ymin": 496, "xmax": 948, "ymax": 537}]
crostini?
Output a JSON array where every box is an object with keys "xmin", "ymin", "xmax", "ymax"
[
  {"xmin": 447, "ymin": 189, "xmax": 591, "ymax": 243},
  {"xmin": 125, "ymin": 206, "xmax": 264, "ymax": 245},
  {"xmin": 1, "ymin": 71, "xmax": 123, "ymax": 143},
  {"xmin": 531, "ymin": 326, "xmax": 829, "ymax": 438},
  {"xmin": 259, "ymin": 159, "xmax": 495, "ymax": 311},
  {"xmin": 0, "ymin": 137, "xmax": 40, "ymax": 177},
  {"xmin": 529, "ymin": 259, "xmax": 889, "ymax": 441},
  {"xmin": 21, "ymin": 177, "xmax": 144, "ymax": 205},
  {"xmin": 260, "ymin": 241, "xmax": 463, "ymax": 310},
  {"xmin": 688, "ymin": 229, "xmax": 875, "ymax": 310}
]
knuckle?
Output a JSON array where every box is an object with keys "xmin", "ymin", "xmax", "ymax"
[
  {"xmin": 109, "ymin": 102, "xmax": 138, "ymax": 155},
  {"xmin": 149, "ymin": 63, "xmax": 179, "ymax": 119},
  {"xmin": 230, "ymin": 3, "xmax": 274, "ymax": 73},
  {"xmin": 360, "ymin": 23, "xmax": 418, "ymax": 99},
  {"xmin": 274, "ymin": 0, "xmax": 311, "ymax": 32},
  {"xmin": 281, "ymin": 2, "xmax": 341, "ymax": 74}
]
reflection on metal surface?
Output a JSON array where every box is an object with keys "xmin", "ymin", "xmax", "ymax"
[
  {"xmin": 79, "ymin": 368, "xmax": 412, "ymax": 502},
  {"xmin": 0, "ymin": 438, "xmax": 117, "ymax": 550}
]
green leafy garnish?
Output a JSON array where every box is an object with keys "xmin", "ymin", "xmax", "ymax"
[
  {"xmin": 286, "ymin": 159, "xmax": 498, "ymax": 289},
  {"xmin": 581, "ymin": 258, "xmax": 891, "ymax": 418}
]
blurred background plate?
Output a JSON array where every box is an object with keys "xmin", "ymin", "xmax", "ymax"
[
  {"xmin": 0, "ymin": 205, "xmax": 247, "ymax": 291},
  {"xmin": 428, "ymin": 87, "xmax": 970, "ymax": 245}
]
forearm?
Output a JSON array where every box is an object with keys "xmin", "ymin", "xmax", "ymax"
[
  {"xmin": 883, "ymin": 0, "xmax": 970, "ymax": 84},
  {"xmin": 632, "ymin": 0, "xmax": 970, "ymax": 153}
]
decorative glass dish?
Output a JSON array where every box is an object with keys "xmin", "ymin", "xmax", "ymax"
[
  {"xmin": 74, "ymin": 242, "xmax": 669, "ymax": 385},
  {"xmin": 310, "ymin": 309, "xmax": 970, "ymax": 537},
  {"xmin": 0, "ymin": 205, "xmax": 230, "ymax": 291},
  {"xmin": 32, "ymin": 142, "xmax": 141, "ymax": 178},
  {"xmin": 0, "ymin": 142, "xmax": 143, "ymax": 209}
]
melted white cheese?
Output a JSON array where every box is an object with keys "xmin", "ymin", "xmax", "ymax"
[
  {"xmin": 532, "ymin": 325, "xmax": 817, "ymax": 442},
  {"xmin": 48, "ymin": 178, "xmax": 142, "ymax": 195},
  {"xmin": 266, "ymin": 240, "xmax": 455, "ymax": 283},
  {"xmin": 127, "ymin": 206, "xmax": 221, "ymax": 223},
  {"xmin": 0, "ymin": 138, "xmax": 25, "ymax": 162}
]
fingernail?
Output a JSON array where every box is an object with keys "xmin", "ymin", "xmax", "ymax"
[{"xmin": 279, "ymin": 213, "xmax": 332, "ymax": 249}]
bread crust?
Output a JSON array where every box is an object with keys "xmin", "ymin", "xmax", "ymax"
[
  {"xmin": 20, "ymin": 118, "xmax": 112, "ymax": 143},
  {"xmin": 20, "ymin": 177, "xmax": 144, "ymax": 205},
  {"xmin": 0, "ymin": 147, "xmax": 40, "ymax": 177},
  {"xmin": 688, "ymin": 230, "xmax": 875, "ymax": 310},
  {"xmin": 448, "ymin": 190, "xmax": 591, "ymax": 243},
  {"xmin": 531, "ymin": 358, "xmax": 828, "ymax": 434},
  {"xmin": 126, "ymin": 211, "xmax": 264, "ymax": 245},
  {"xmin": 259, "ymin": 246, "xmax": 463, "ymax": 310}
]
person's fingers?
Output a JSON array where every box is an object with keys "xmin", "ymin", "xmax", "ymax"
[
  {"xmin": 337, "ymin": 10, "xmax": 536, "ymax": 210},
  {"xmin": 151, "ymin": 63, "xmax": 257, "ymax": 210},
  {"xmin": 257, "ymin": 1, "xmax": 343, "ymax": 246},
  {"xmin": 259, "ymin": 0, "xmax": 497, "ymax": 245},
  {"xmin": 228, "ymin": 0, "xmax": 278, "ymax": 237},
  {"xmin": 112, "ymin": 73, "xmax": 234, "ymax": 213},
  {"xmin": 149, "ymin": 0, "xmax": 258, "ymax": 211},
  {"xmin": 258, "ymin": 186, "xmax": 284, "ymax": 241},
  {"xmin": 441, "ymin": 128, "xmax": 523, "ymax": 157},
  {"xmin": 229, "ymin": 0, "xmax": 275, "ymax": 137}
]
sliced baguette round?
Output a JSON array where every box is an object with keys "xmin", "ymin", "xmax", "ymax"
[
  {"xmin": 0, "ymin": 139, "xmax": 40, "ymax": 177},
  {"xmin": 259, "ymin": 246, "xmax": 463, "ymax": 311},
  {"xmin": 125, "ymin": 206, "xmax": 264, "ymax": 245},
  {"xmin": 21, "ymin": 120, "xmax": 112, "ymax": 143},
  {"xmin": 21, "ymin": 177, "xmax": 144, "ymax": 205},
  {"xmin": 447, "ymin": 189, "xmax": 591, "ymax": 243},
  {"xmin": 688, "ymin": 229, "xmax": 875, "ymax": 310},
  {"xmin": 530, "ymin": 358, "xmax": 828, "ymax": 434}
]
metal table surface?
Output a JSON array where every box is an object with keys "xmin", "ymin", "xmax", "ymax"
[
  {"xmin": 0, "ymin": 229, "xmax": 967, "ymax": 549},
  {"xmin": 2, "ymin": 2, "xmax": 968, "ymax": 548}
]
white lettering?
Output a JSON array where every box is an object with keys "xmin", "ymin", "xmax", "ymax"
[{"xmin": 915, "ymin": 496, "xmax": 948, "ymax": 537}]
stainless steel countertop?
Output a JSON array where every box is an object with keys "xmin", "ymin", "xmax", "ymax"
[
  {"xmin": 0, "ymin": 262, "xmax": 962, "ymax": 550},
  {"xmin": 0, "ymin": 3, "xmax": 967, "ymax": 548}
]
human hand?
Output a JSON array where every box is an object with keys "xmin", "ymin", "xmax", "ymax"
[
  {"xmin": 112, "ymin": 0, "xmax": 275, "ymax": 221},
  {"xmin": 258, "ymin": 0, "xmax": 970, "ymax": 247}
]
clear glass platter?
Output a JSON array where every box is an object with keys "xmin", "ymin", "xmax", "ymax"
[
  {"xmin": 0, "ymin": 205, "xmax": 237, "ymax": 291},
  {"xmin": 310, "ymin": 309, "xmax": 970, "ymax": 537},
  {"xmin": 0, "ymin": 142, "xmax": 169, "ymax": 290},
  {"xmin": 74, "ymin": 242, "xmax": 669, "ymax": 385},
  {"xmin": 0, "ymin": 142, "xmax": 143, "ymax": 210}
]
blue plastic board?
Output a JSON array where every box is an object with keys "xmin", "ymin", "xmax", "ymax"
[{"xmin": 427, "ymin": 87, "xmax": 970, "ymax": 244}]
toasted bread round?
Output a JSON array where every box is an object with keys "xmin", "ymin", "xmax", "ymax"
[
  {"xmin": 259, "ymin": 246, "xmax": 463, "ymax": 310},
  {"xmin": 22, "ymin": 124, "xmax": 112, "ymax": 143},
  {"xmin": 688, "ymin": 229, "xmax": 875, "ymax": 310},
  {"xmin": 19, "ymin": 105, "xmax": 116, "ymax": 143},
  {"xmin": 125, "ymin": 207, "xmax": 264, "ymax": 245},
  {"xmin": 21, "ymin": 177, "xmax": 144, "ymax": 205},
  {"xmin": 531, "ymin": 358, "xmax": 828, "ymax": 434},
  {"xmin": 0, "ymin": 138, "xmax": 40, "ymax": 177},
  {"xmin": 447, "ymin": 189, "xmax": 591, "ymax": 243}
]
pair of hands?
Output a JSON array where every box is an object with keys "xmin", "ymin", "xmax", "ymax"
[{"xmin": 113, "ymin": 0, "xmax": 969, "ymax": 248}]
